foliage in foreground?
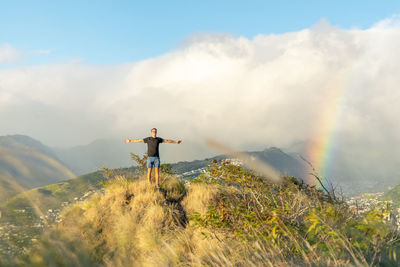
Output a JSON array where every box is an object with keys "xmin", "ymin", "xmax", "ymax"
[
  {"xmin": 7, "ymin": 161, "xmax": 400, "ymax": 266},
  {"xmin": 190, "ymin": 161, "xmax": 400, "ymax": 266}
]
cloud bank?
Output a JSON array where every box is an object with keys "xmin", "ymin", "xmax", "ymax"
[
  {"xmin": 0, "ymin": 44, "xmax": 20, "ymax": 64},
  {"xmin": 1, "ymin": 18, "xmax": 400, "ymax": 184}
]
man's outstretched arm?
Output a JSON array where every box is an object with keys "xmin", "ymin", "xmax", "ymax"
[
  {"xmin": 163, "ymin": 139, "xmax": 182, "ymax": 144},
  {"xmin": 125, "ymin": 139, "xmax": 144, "ymax": 143}
]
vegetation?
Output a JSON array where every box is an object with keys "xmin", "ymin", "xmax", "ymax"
[
  {"xmin": 0, "ymin": 171, "xmax": 106, "ymax": 220},
  {"xmin": 190, "ymin": 161, "xmax": 400, "ymax": 265},
  {"xmin": 0, "ymin": 171, "xmax": 108, "ymax": 258},
  {"xmin": 0, "ymin": 153, "xmax": 194, "ymax": 258},
  {"xmin": 383, "ymin": 185, "xmax": 400, "ymax": 208},
  {"xmin": 1, "ymin": 159, "xmax": 396, "ymax": 266}
]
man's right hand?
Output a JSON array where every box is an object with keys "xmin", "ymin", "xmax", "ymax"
[{"xmin": 124, "ymin": 139, "xmax": 130, "ymax": 143}]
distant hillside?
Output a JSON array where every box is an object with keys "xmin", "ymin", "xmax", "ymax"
[
  {"xmin": 382, "ymin": 184, "xmax": 400, "ymax": 207},
  {"xmin": 0, "ymin": 169, "xmax": 112, "ymax": 258},
  {"xmin": 0, "ymin": 135, "xmax": 76, "ymax": 202},
  {"xmin": 171, "ymin": 147, "xmax": 307, "ymax": 179},
  {"xmin": 285, "ymin": 140, "xmax": 399, "ymax": 195},
  {"xmin": 53, "ymin": 139, "xmax": 136, "ymax": 176},
  {"xmin": 53, "ymin": 139, "xmax": 308, "ymax": 180},
  {"xmin": 0, "ymin": 170, "xmax": 107, "ymax": 227}
]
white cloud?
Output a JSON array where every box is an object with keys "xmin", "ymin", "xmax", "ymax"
[
  {"xmin": 0, "ymin": 43, "xmax": 20, "ymax": 64},
  {"xmin": 1, "ymin": 18, "xmax": 400, "ymax": 184}
]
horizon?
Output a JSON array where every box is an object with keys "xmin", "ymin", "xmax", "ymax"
[{"xmin": 0, "ymin": 132, "xmax": 294, "ymax": 163}]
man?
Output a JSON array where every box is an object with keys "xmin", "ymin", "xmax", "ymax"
[{"xmin": 125, "ymin": 128, "xmax": 182, "ymax": 188}]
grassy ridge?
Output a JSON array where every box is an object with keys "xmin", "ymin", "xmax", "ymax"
[
  {"xmin": 8, "ymin": 161, "xmax": 400, "ymax": 266},
  {"xmin": 0, "ymin": 170, "xmax": 109, "ymax": 258},
  {"xmin": 0, "ymin": 171, "xmax": 106, "ymax": 221}
]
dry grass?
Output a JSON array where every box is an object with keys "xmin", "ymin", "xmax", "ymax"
[
  {"xmin": 16, "ymin": 175, "xmax": 247, "ymax": 266},
  {"xmin": 181, "ymin": 183, "xmax": 219, "ymax": 216}
]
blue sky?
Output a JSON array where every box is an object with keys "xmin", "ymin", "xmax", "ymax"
[{"xmin": 1, "ymin": 0, "xmax": 400, "ymax": 66}]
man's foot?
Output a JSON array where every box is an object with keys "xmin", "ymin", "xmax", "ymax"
[{"xmin": 154, "ymin": 184, "xmax": 160, "ymax": 191}]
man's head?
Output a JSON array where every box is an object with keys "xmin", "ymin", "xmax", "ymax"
[{"xmin": 151, "ymin": 128, "xmax": 157, "ymax": 137}]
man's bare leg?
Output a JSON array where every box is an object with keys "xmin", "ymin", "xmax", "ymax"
[
  {"xmin": 155, "ymin": 168, "xmax": 160, "ymax": 186},
  {"xmin": 147, "ymin": 168, "xmax": 153, "ymax": 183}
]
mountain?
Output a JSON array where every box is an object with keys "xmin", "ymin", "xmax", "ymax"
[
  {"xmin": 53, "ymin": 139, "xmax": 308, "ymax": 180},
  {"xmin": 0, "ymin": 135, "xmax": 76, "ymax": 202},
  {"xmin": 285, "ymin": 140, "xmax": 399, "ymax": 195},
  {"xmin": 53, "ymin": 139, "xmax": 136, "ymax": 176},
  {"xmin": 250, "ymin": 147, "xmax": 306, "ymax": 178},
  {"xmin": 171, "ymin": 147, "xmax": 307, "ymax": 180}
]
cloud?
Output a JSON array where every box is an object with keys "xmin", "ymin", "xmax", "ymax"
[
  {"xmin": 1, "ymin": 18, "xmax": 400, "ymax": 185},
  {"xmin": 0, "ymin": 43, "xmax": 20, "ymax": 64}
]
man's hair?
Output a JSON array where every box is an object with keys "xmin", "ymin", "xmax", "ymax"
[{"xmin": 151, "ymin": 128, "xmax": 157, "ymax": 132}]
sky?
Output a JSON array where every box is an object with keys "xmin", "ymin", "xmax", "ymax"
[
  {"xmin": 1, "ymin": 1, "xmax": 400, "ymax": 184},
  {"xmin": 1, "ymin": 1, "xmax": 400, "ymax": 65}
]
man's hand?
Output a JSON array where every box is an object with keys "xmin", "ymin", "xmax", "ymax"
[
  {"xmin": 177, "ymin": 140, "xmax": 182, "ymax": 144},
  {"xmin": 124, "ymin": 139, "xmax": 130, "ymax": 143}
]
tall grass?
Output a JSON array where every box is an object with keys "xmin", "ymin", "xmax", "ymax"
[{"xmin": 11, "ymin": 161, "xmax": 400, "ymax": 266}]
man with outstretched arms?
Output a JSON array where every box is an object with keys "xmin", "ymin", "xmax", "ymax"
[{"xmin": 125, "ymin": 128, "xmax": 182, "ymax": 188}]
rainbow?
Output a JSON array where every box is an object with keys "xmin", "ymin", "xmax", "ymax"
[{"xmin": 305, "ymin": 65, "xmax": 357, "ymax": 187}]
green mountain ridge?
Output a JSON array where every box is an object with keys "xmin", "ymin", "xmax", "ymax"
[{"xmin": 0, "ymin": 135, "xmax": 76, "ymax": 202}]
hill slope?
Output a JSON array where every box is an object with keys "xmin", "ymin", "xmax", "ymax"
[
  {"xmin": 7, "ymin": 162, "xmax": 400, "ymax": 266},
  {"xmin": 383, "ymin": 184, "xmax": 400, "ymax": 207},
  {"xmin": 171, "ymin": 146, "xmax": 306, "ymax": 179},
  {"xmin": 0, "ymin": 147, "xmax": 305, "ymax": 226},
  {"xmin": 0, "ymin": 169, "xmax": 110, "ymax": 258},
  {"xmin": 0, "ymin": 148, "xmax": 305, "ymax": 258},
  {"xmin": 53, "ymin": 138, "xmax": 308, "ymax": 179},
  {"xmin": 53, "ymin": 138, "xmax": 135, "ymax": 176},
  {"xmin": 0, "ymin": 135, "xmax": 75, "ymax": 202}
]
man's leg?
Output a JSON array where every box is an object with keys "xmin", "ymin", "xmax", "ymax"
[
  {"xmin": 147, "ymin": 168, "xmax": 153, "ymax": 183},
  {"xmin": 155, "ymin": 168, "xmax": 159, "ymax": 186},
  {"xmin": 154, "ymin": 157, "xmax": 161, "ymax": 186}
]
